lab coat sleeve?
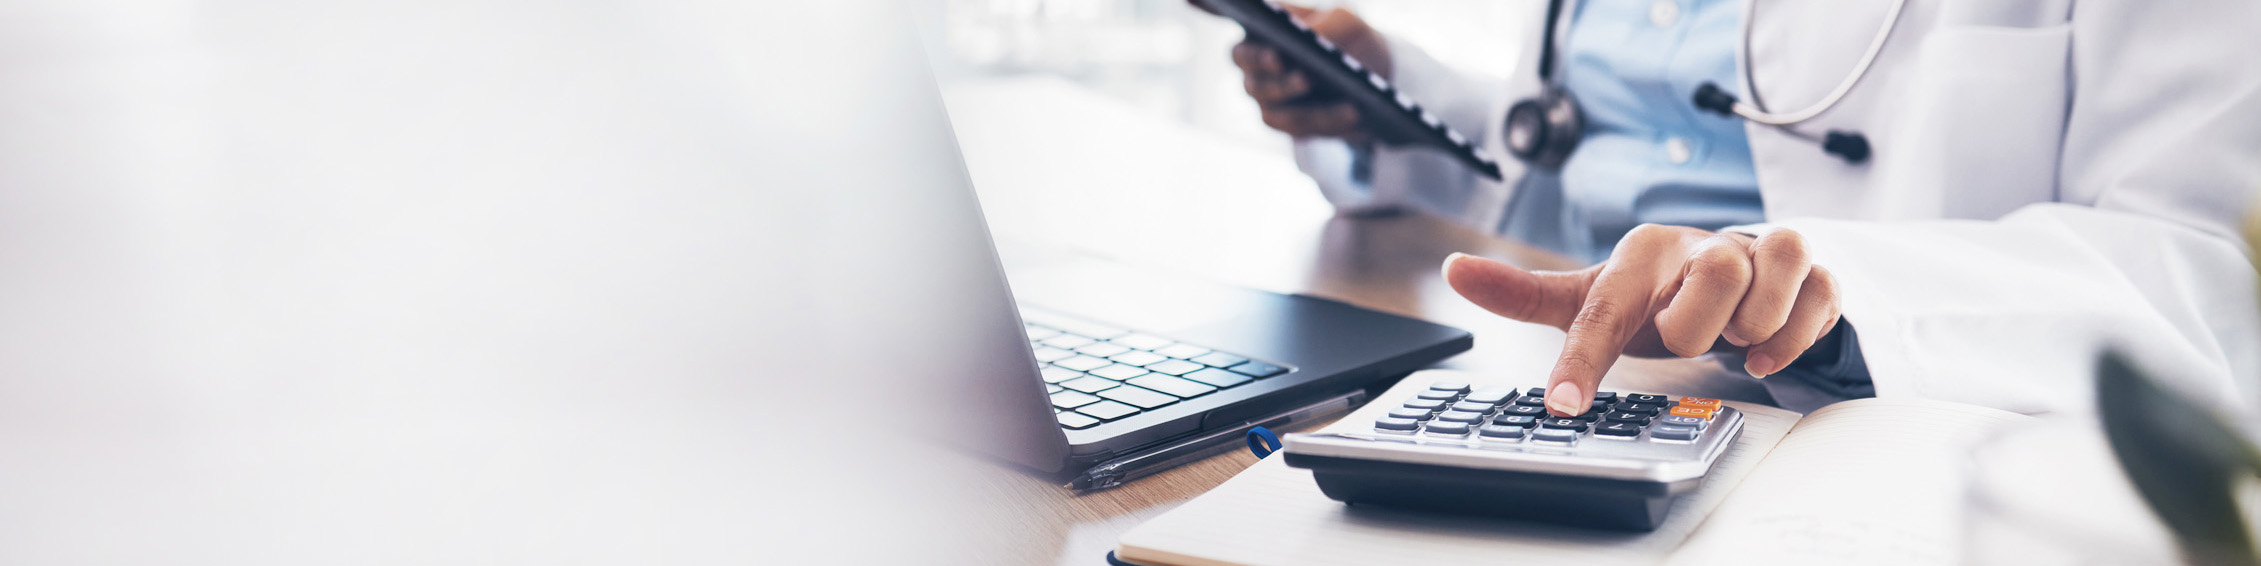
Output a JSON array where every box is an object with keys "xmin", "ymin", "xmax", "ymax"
[
  {"xmin": 1737, "ymin": 0, "xmax": 2261, "ymax": 415},
  {"xmin": 1292, "ymin": 35, "xmax": 1517, "ymax": 230}
]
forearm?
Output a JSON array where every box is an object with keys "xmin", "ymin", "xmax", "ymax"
[{"xmin": 1745, "ymin": 205, "xmax": 2259, "ymax": 415}]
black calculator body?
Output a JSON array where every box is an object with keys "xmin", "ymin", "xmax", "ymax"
[{"xmin": 1281, "ymin": 381, "xmax": 1743, "ymax": 531}]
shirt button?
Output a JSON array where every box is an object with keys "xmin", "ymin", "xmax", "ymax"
[
  {"xmin": 1649, "ymin": 0, "xmax": 1680, "ymax": 27},
  {"xmin": 1664, "ymin": 137, "xmax": 1692, "ymax": 164}
]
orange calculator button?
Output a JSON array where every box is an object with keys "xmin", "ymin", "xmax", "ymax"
[
  {"xmin": 1677, "ymin": 397, "xmax": 1721, "ymax": 408},
  {"xmin": 1668, "ymin": 406, "xmax": 1716, "ymax": 419}
]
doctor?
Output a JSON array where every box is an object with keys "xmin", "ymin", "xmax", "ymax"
[{"xmin": 1228, "ymin": 0, "xmax": 2261, "ymax": 416}]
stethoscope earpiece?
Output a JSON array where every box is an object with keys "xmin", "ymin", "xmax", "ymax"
[
  {"xmin": 1692, "ymin": 81, "xmax": 1871, "ymax": 165},
  {"xmin": 1822, "ymin": 131, "xmax": 1871, "ymax": 164}
]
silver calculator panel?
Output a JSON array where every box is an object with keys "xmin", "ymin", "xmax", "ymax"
[
  {"xmin": 1285, "ymin": 408, "xmax": 1741, "ymax": 487},
  {"xmin": 1281, "ymin": 383, "xmax": 1745, "ymax": 490}
]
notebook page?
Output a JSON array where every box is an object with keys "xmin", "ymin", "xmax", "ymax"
[
  {"xmin": 1665, "ymin": 398, "xmax": 2028, "ymax": 566},
  {"xmin": 1116, "ymin": 370, "xmax": 1803, "ymax": 566}
]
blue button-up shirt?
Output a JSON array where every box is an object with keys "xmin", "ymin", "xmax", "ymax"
[{"xmin": 1504, "ymin": 0, "xmax": 1761, "ymax": 261}]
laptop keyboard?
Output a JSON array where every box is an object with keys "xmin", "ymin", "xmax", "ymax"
[{"xmin": 1023, "ymin": 310, "xmax": 1293, "ymax": 430}]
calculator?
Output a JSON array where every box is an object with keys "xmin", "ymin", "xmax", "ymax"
[{"xmin": 1279, "ymin": 380, "xmax": 1744, "ymax": 531}]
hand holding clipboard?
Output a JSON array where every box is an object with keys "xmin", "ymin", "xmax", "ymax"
[{"xmin": 1193, "ymin": 0, "xmax": 1502, "ymax": 180}]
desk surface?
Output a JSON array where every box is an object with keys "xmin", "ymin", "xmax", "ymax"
[{"xmin": 943, "ymin": 77, "xmax": 1774, "ymax": 566}]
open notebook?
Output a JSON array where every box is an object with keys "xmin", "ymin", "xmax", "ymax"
[{"xmin": 1114, "ymin": 369, "xmax": 2031, "ymax": 566}]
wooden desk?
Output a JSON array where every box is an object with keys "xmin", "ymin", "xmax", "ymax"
[{"xmin": 943, "ymin": 77, "xmax": 1774, "ymax": 565}]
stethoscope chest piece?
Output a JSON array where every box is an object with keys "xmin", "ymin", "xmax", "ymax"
[{"xmin": 1504, "ymin": 86, "xmax": 1583, "ymax": 171}]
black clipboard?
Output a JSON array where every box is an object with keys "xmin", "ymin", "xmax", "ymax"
[{"xmin": 1193, "ymin": 0, "xmax": 1502, "ymax": 180}]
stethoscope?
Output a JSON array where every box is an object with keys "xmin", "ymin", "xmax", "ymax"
[{"xmin": 1503, "ymin": 0, "xmax": 1907, "ymax": 170}]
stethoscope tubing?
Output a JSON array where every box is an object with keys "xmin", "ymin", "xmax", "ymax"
[{"xmin": 1729, "ymin": 0, "xmax": 1909, "ymax": 125}]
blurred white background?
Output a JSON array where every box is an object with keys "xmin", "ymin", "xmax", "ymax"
[{"xmin": 927, "ymin": 0, "xmax": 1528, "ymax": 155}]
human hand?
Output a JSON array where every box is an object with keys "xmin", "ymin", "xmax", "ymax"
[
  {"xmin": 1222, "ymin": 4, "xmax": 1390, "ymax": 139},
  {"xmin": 1442, "ymin": 225, "xmax": 1842, "ymax": 416}
]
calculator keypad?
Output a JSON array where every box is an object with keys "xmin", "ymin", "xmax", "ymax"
[{"xmin": 1370, "ymin": 380, "xmax": 1723, "ymax": 446}]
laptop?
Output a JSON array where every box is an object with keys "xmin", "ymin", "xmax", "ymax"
[{"xmin": 870, "ymin": 14, "xmax": 1476, "ymax": 483}]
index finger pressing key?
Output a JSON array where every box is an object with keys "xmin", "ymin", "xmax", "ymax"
[
  {"xmin": 1546, "ymin": 280, "xmax": 1659, "ymax": 414},
  {"xmin": 1542, "ymin": 227, "xmax": 1689, "ymax": 416}
]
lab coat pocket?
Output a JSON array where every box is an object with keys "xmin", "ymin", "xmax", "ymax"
[{"xmin": 1879, "ymin": 24, "xmax": 2070, "ymax": 220}]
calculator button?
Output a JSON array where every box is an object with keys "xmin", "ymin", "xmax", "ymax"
[
  {"xmin": 1416, "ymin": 389, "xmax": 1461, "ymax": 401},
  {"xmin": 1595, "ymin": 422, "xmax": 1643, "ymax": 437},
  {"xmin": 1501, "ymin": 405, "xmax": 1547, "ymax": 418},
  {"xmin": 1463, "ymin": 388, "xmax": 1515, "ymax": 405},
  {"xmin": 1669, "ymin": 406, "xmax": 1717, "ymax": 419},
  {"xmin": 1046, "ymin": 384, "xmax": 1063, "ymax": 394},
  {"xmin": 1650, "ymin": 425, "xmax": 1700, "ymax": 441},
  {"xmin": 1403, "ymin": 398, "xmax": 1449, "ymax": 412},
  {"xmin": 1189, "ymin": 352, "xmax": 1248, "ymax": 368},
  {"xmin": 1618, "ymin": 402, "xmax": 1664, "ymax": 415},
  {"xmin": 1436, "ymin": 410, "xmax": 1486, "ymax": 424},
  {"xmin": 1075, "ymin": 400, "xmax": 1140, "ymax": 421},
  {"xmin": 1512, "ymin": 395, "xmax": 1548, "ymax": 406},
  {"xmin": 1448, "ymin": 401, "xmax": 1495, "ymax": 414},
  {"xmin": 1228, "ymin": 361, "xmax": 1288, "ymax": 378},
  {"xmin": 1373, "ymin": 417, "xmax": 1421, "ymax": 432},
  {"xmin": 1660, "ymin": 415, "xmax": 1709, "ymax": 429},
  {"xmin": 1626, "ymin": 393, "xmax": 1670, "ymax": 404},
  {"xmin": 1678, "ymin": 396, "xmax": 1722, "ymax": 408},
  {"xmin": 1560, "ymin": 410, "xmax": 1601, "ymax": 422},
  {"xmin": 1591, "ymin": 391, "xmax": 1620, "ymax": 403},
  {"xmin": 1605, "ymin": 411, "xmax": 1651, "ymax": 424},
  {"xmin": 1423, "ymin": 421, "xmax": 1472, "ymax": 436},
  {"xmin": 1492, "ymin": 414, "xmax": 1538, "ymax": 428},
  {"xmin": 1478, "ymin": 425, "xmax": 1528, "ymax": 440},
  {"xmin": 1429, "ymin": 381, "xmax": 1472, "ymax": 393},
  {"xmin": 1530, "ymin": 427, "xmax": 1579, "ymax": 444},
  {"xmin": 1539, "ymin": 418, "xmax": 1589, "ymax": 432},
  {"xmin": 1526, "ymin": 387, "xmax": 1548, "ymax": 398},
  {"xmin": 1589, "ymin": 399, "xmax": 1614, "ymax": 413},
  {"xmin": 1182, "ymin": 368, "xmax": 1253, "ymax": 389},
  {"xmin": 1387, "ymin": 407, "xmax": 1433, "ymax": 421}
]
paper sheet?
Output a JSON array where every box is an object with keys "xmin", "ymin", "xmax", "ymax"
[
  {"xmin": 1116, "ymin": 370, "xmax": 1803, "ymax": 566},
  {"xmin": 1665, "ymin": 398, "xmax": 2027, "ymax": 566}
]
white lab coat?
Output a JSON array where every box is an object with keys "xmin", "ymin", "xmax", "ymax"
[{"xmin": 1298, "ymin": 0, "xmax": 2261, "ymax": 415}]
